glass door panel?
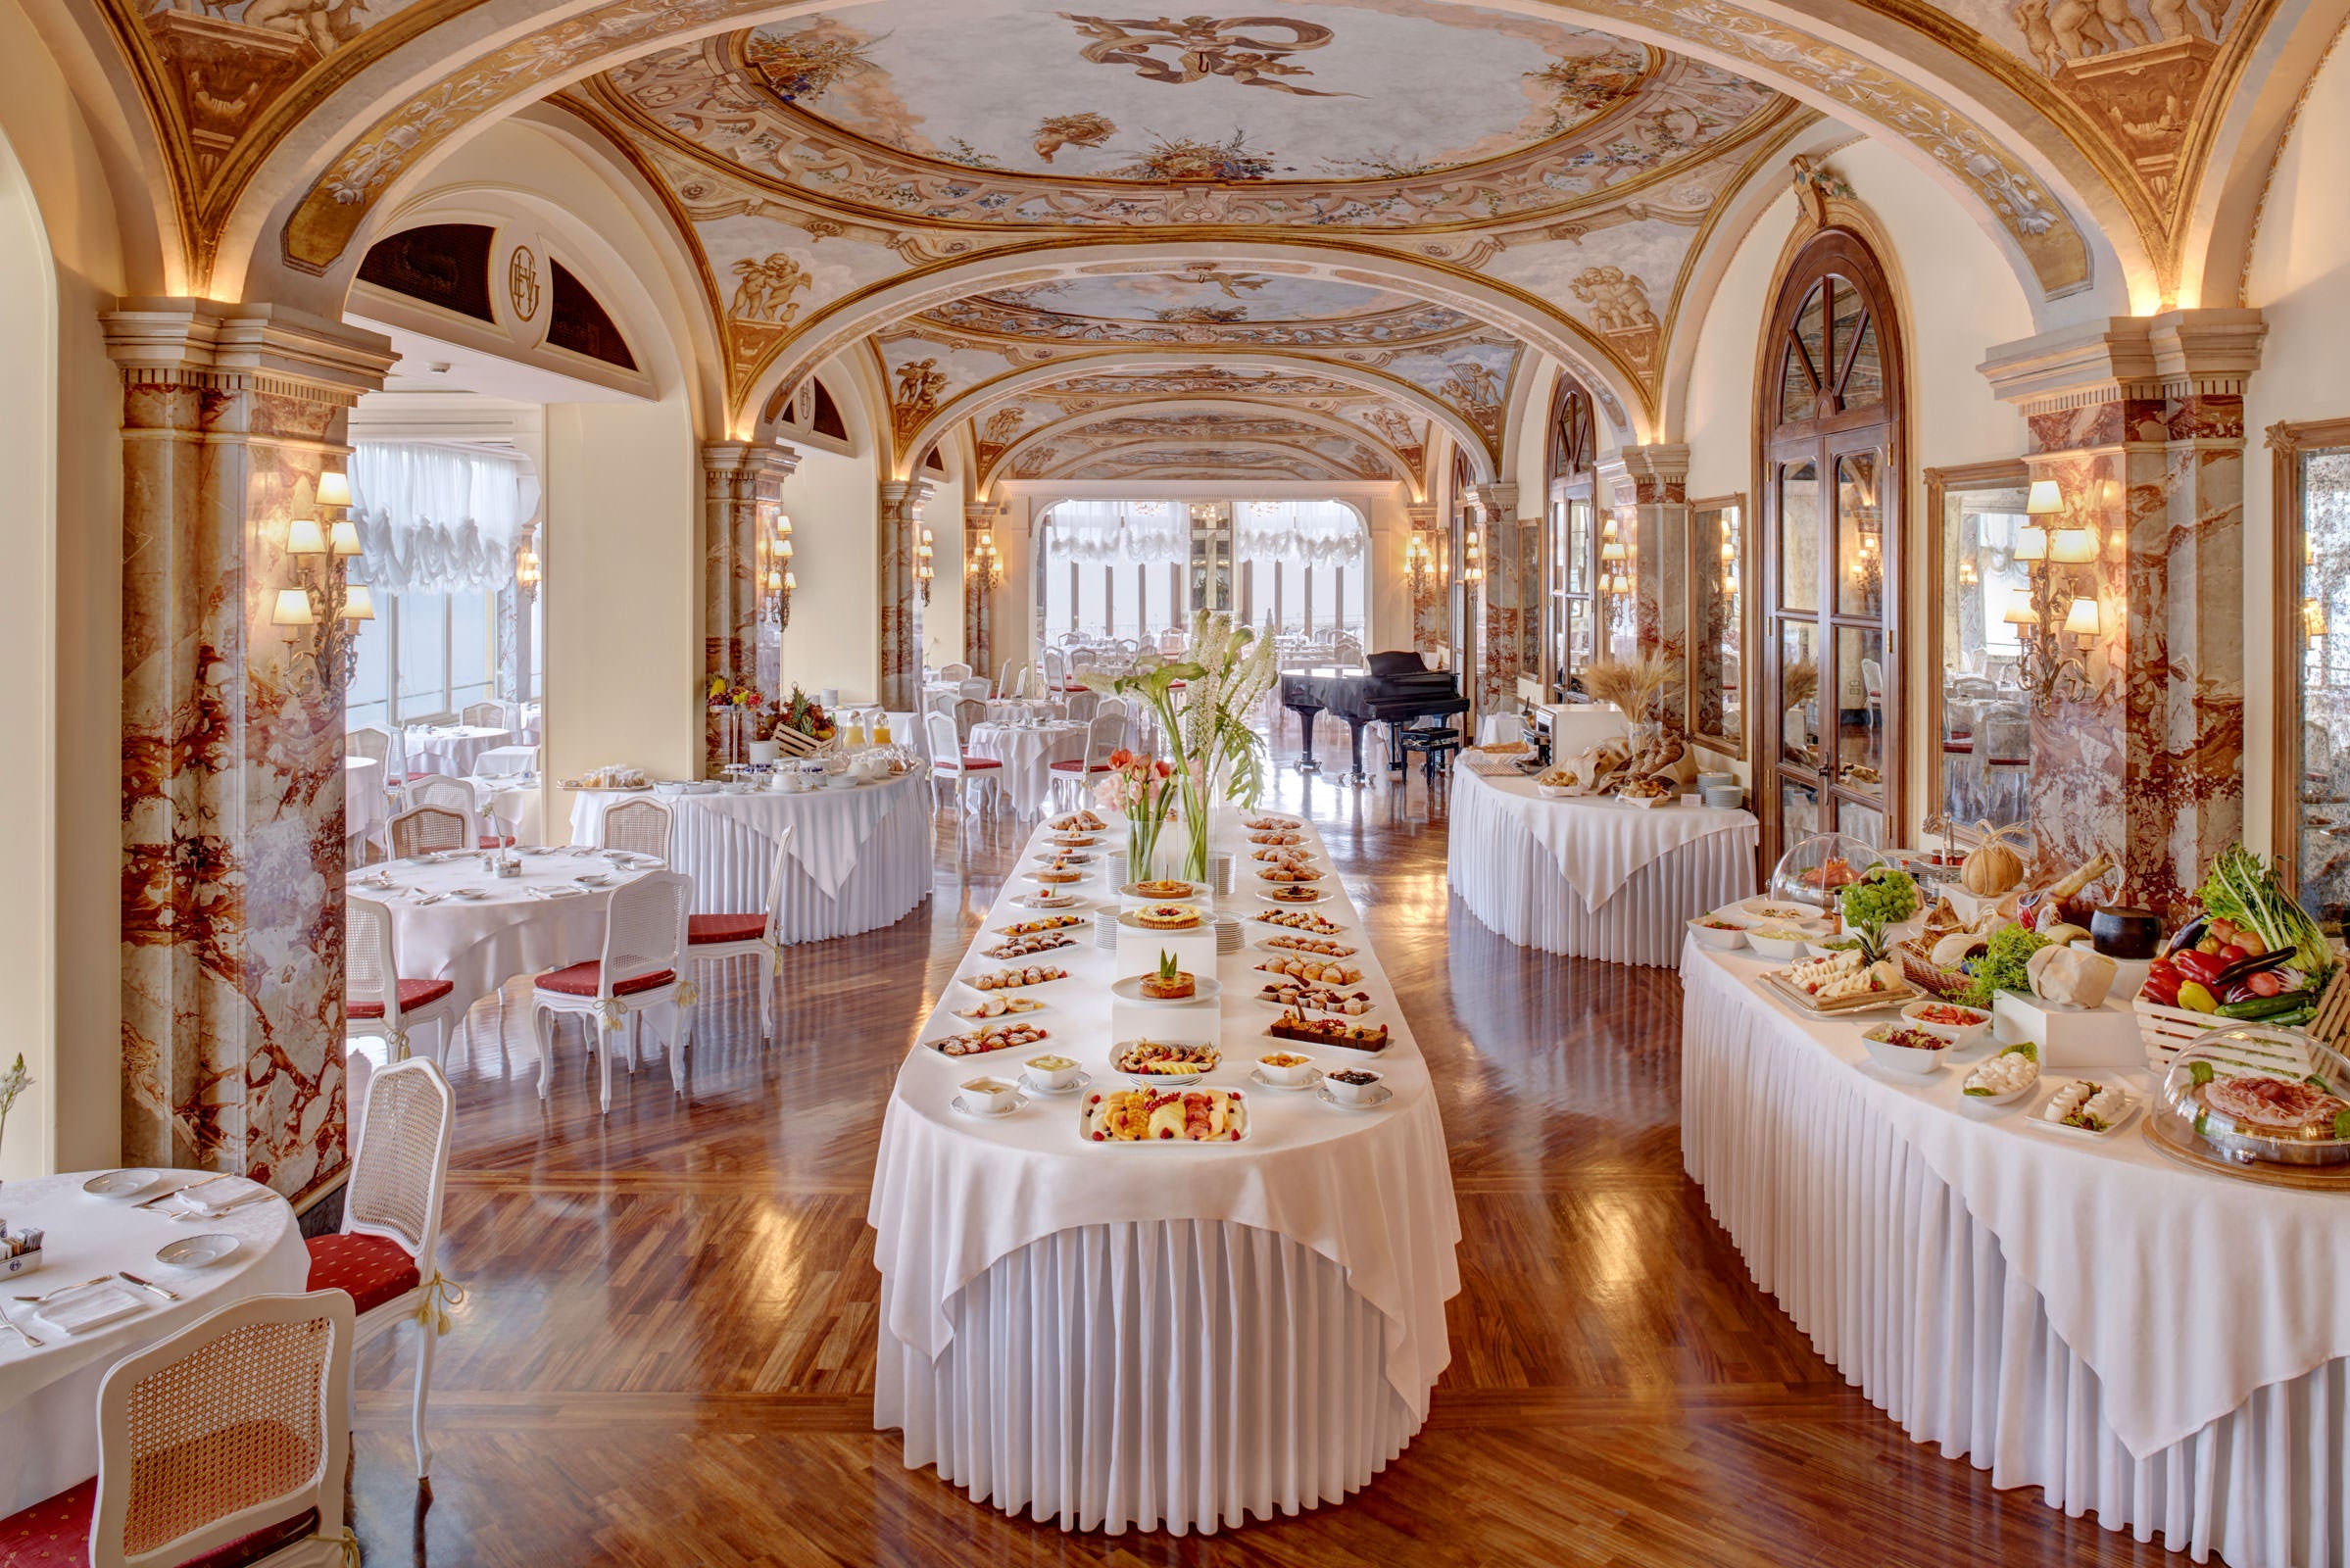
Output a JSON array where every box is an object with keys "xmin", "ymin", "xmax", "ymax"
[
  {"xmin": 1779, "ymin": 619, "xmax": 1819, "ymax": 768},
  {"xmin": 1778, "ymin": 461, "xmax": 1820, "ymax": 612},
  {"xmin": 2297, "ymin": 450, "xmax": 2350, "ymax": 921},
  {"xmin": 1836, "ymin": 451, "xmax": 1885, "ymax": 618},
  {"xmin": 1782, "ymin": 776, "xmax": 1821, "ymax": 842},
  {"xmin": 1834, "ymin": 623, "xmax": 1886, "ymax": 796}
]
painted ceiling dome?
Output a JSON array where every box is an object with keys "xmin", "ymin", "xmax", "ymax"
[{"xmin": 732, "ymin": 0, "xmax": 1666, "ymax": 183}]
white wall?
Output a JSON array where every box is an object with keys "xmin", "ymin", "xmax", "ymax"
[
  {"xmin": 2242, "ymin": 37, "xmax": 2350, "ymax": 853},
  {"xmin": 1679, "ymin": 137, "xmax": 2036, "ymax": 832},
  {"xmin": 778, "ymin": 441, "xmax": 880, "ymax": 703},
  {"xmin": 923, "ymin": 462, "xmax": 966, "ymax": 670}
]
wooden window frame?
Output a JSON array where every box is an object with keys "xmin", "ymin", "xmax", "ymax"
[
  {"xmin": 1923, "ymin": 459, "xmax": 2030, "ymax": 844},
  {"xmin": 2271, "ymin": 417, "xmax": 2350, "ymax": 897},
  {"xmin": 1542, "ymin": 377, "xmax": 1600, "ymax": 700},
  {"xmin": 1686, "ymin": 492, "xmax": 1749, "ymax": 759}
]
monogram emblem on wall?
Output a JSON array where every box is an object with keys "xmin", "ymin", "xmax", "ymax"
[{"xmin": 507, "ymin": 245, "xmax": 542, "ymax": 320}]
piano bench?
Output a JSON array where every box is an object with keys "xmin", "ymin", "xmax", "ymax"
[{"xmin": 1395, "ymin": 726, "xmax": 1462, "ymax": 786}]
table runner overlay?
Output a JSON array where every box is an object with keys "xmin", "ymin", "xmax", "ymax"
[{"xmin": 1454, "ymin": 766, "xmax": 1756, "ymax": 911}]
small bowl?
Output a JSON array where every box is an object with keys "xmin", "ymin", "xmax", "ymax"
[
  {"xmin": 1898, "ymin": 999, "xmax": 1993, "ymax": 1050},
  {"xmin": 156, "ymin": 1233, "xmax": 240, "ymax": 1268},
  {"xmin": 1322, "ymin": 1066, "xmax": 1385, "ymax": 1104},
  {"xmin": 1256, "ymin": 1052, "xmax": 1318, "ymax": 1087},
  {"xmin": 1861, "ymin": 1024, "xmax": 1951, "ymax": 1077},
  {"xmin": 1685, "ymin": 918, "xmax": 1746, "ymax": 952},
  {"xmin": 1022, "ymin": 1054, "xmax": 1082, "ymax": 1091},
  {"xmin": 958, "ymin": 1076, "xmax": 1023, "ymax": 1113},
  {"xmin": 1960, "ymin": 1044, "xmax": 2042, "ymax": 1104},
  {"xmin": 1744, "ymin": 927, "xmax": 1819, "ymax": 961},
  {"xmin": 83, "ymin": 1168, "xmax": 162, "ymax": 1200}
]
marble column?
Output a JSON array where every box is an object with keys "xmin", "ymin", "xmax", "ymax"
[
  {"xmin": 1405, "ymin": 502, "xmax": 1444, "ymax": 662},
  {"xmin": 1981, "ymin": 310, "xmax": 2264, "ymax": 914},
  {"xmin": 702, "ymin": 441, "xmax": 801, "ymax": 773},
  {"xmin": 963, "ymin": 501, "xmax": 995, "ymax": 676},
  {"xmin": 1615, "ymin": 444, "xmax": 1692, "ymax": 731},
  {"xmin": 1468, "ymin": 482, "xmax": 1525, "ymax": 715},
  {"xmin": 878, "ymin": 478, "xmax": 933, "ymax": 710},
  {"xmin": 104, "ymin": 300, "xmax": 394, "ymax": 1199}
]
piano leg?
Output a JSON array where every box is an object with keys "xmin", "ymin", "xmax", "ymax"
[
  {"xmin": 1288, "ymin": 704, "xmax": 1323, "ymax": 772},
  {"xmin": 1343, "ymin": 720, "xmax": 1371, "ymax": 786}
]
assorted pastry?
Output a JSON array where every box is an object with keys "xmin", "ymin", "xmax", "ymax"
[
  {"xmin": 968, "ymin": 964, "xmax": 1068, "ymax": 991},
  {"xmin": 1254, "ymin": 909, "xmax": 1345, "ymax": 934},
  {"xmin": 1243, "ymin": 814, "xmax": 1301, "ymax": 831},
  {"xmin": 998, "ymin": 914, "xmax": 1088, "ymax": 937},
  {"xmin": 931, "ymin": 1021, "xmax": 1050, "ymax": 1056},
  {"xmin": 1052, "ymin": 811, "xmax": 1108, "ymax": 833},
  {"xmin": 1268, "ymin": 1009, "xmax": 1389, "ymax": 1051},
  {"xmin": 1260, "ymin": 934, "xmax": 1357, "ymax": 957},
  {"xmin": 1113, "ymin": 1040, "xmax": 1220, "ymax": 1076},
  {"xmin": 1256, "ymin": 864, "xmax": 1324, "ymax": 884},
  {"xmin": 1133, "ymin": 903, "xmax": 1203, "ymax": 930},
  {"xmin": 1265, "ymin": 884, "xmax": 1325, "ymax": 904},
  {"xmin": 955, "ymin": 995, "xmax": 1048, "ymax": 1021},
  {"xmin": 1083, "ymin": 1088, "xmax": 1248, "ymax": 1143},
  {"xmin": 1255, "ymin": 956, "xmax": 1365, "ymax": 985},
  {"xmin": 1031, "ymin": 858, "xmax": 1087, "ymax": 885},
  {"xmin": 1048, "ymin": 833, "xmax": 1099, "ymax": 848},
  {"xmin": 1127, "ymin": 879, "xmax": 1199, "ymax": 900},
  {"xmin": 1615, "ymin": 776, "xmax": 1673, "ymax": 802},
  {"xmin": 1256, "ymin": 982, "xmax": 1375, "ymax": 1014},
  {"xmin": 1032, "ymin": 849, "xmax": 1094, "ymax": 864},
  {"xmin": 1251, "ymin": 847, "xmax": 1313, "ymax": 863},
  {"xmin": 985, "ymin": 934, "xmax": 1077, "ymax": 960},
  {"xmin": 1248, "ymin": 831, "xmax": 1303, "ymax": 847}
]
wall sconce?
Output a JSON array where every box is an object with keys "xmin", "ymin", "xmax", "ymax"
[
  {"xmin": 2006, "ymin": 478, "xmax": 2097, "ymax": 710},
  {"xmin": 2049, "ymin": 527, "xmax": 2098, "ymax": 564},
  {"xmin": 271, "ymin": 587, "xmax": 317, "ymax": 628},
  {"xmin": 341, "ymin": 583, "xmax": 374, "ymax": 681},
  {"xmin": 1405, "ymin": 531, "xmax": 1435, "ymax": 594},
  {"xmin": 2305, "ymin": 596, "xmax": 2327, "ymax": 638},
  {"xmin": 2063, "ymin": 596, "xmax": 2101, "ymax": 644},
  {"xmin": 970, "ymin": 527, "xmax": 1004, "ymax": 589},
  {"xmin": 1460, "ymin": 528, "xmax": 1484, "ymax": 585},
  {"xmin": 287, "ymin": 517, "xmax": 326, "ymax": 558},
  {"xmin": 914, "ymin": 526, "xmax": 936, "ymax": 605},
  {"xmin": 515, "ymin": 547, "xmax": 541, "ymax": 591}
]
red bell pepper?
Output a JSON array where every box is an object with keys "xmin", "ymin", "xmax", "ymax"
[
  {"xmin": 2171, "ymin": 950, "xmax": 2227, "ymax": 987},
  {"xmin": 2140, "ymin": 971, "xmax": 2182, "ymax": 1007}
]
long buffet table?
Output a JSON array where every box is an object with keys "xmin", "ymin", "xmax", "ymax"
[
  {"xmin": 1681, "ymin": 941, "xmax": 2350, "ymax": 1568},
  {"xmin": 1450, "ymin": 765, "xmax": 1757, "ymax": 966},
  {"xmin": 869, "ymin": 810, "xmax": 1462, "ymax": 1534}
]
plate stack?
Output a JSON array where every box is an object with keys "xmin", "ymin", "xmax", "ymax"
[
  {"xmin": 1095, "ymin": 908, "xmax": 1121, "ymax": 950},
  {"xmin": 1214, "ymin": 914, "xmax": 1243, "ymax": 956}
]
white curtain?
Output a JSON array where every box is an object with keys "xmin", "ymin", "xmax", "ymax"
[
  {"xmin": 348, "ymin": 442, "xmax": 541, "ymax": 594},
  {"xmin": 1046, "ymin": 500, "xmax": 1186, "ymax": 564},
  {"xmin": 1235, "ymin": 500, "xmax": 1364, "ymax": 566}
]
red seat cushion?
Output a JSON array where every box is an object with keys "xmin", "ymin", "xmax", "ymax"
[
  {"xmin": 348, "ymin": 976, "xmax": 455, "ymax": 1021},
  {"xmin": 0, "ymin": 1475, "xmax": 319, "ymax": 1568},
  {"xmin": 1047, "ymin": 760, "xmax": 1112, "ymax": 774},
  {"xmin": 476, "ymin": 834, "xmax": 516, "ymax": 849},
  {"xmin": 948, "ymin": 756, "xmax": 1003, "ymax": 770},
  {"xmin": 533, "ymin": 961, "xmax": 676, "ymax": 998},
  {"xmin": 305, "ymin": 1231, "xmax": 421, "ymax": 1316},
  {"xmin": 687, "ymin": 912, "xmax": 766, "ymax": 945}
]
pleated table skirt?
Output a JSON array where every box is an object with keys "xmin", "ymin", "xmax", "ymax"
[
  {"xmin": 669, "ymin": 786, "xmax": 933, "ymax": 941},
  {"xmin": 877, "ymin": 1218, "xmax": 1423, "ymax": 1535},
  {"xmin": 1449, "ymin": 814, "xmax": 1756, "ymax": 967},
  {"xmin": 1685, "ymin": 1009, "xmax": 2350, "ymax": 1568}
]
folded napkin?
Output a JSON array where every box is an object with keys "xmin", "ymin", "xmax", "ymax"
[
  {"xmin": 172, "ymin": 1176, "xmax": 269, "ymax": 1216},
  {"xmin": 32, "ymin": 1281, "xmax": 149, "ymax": 1335}
]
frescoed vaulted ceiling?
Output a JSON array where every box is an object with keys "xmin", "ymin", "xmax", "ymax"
[{"xmin": 72, "ymin": 0, "xmax": 2325, "ymax": 484}]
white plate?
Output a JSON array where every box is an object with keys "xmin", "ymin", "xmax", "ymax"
[
  {"xmin": 1315, "ymin": 1082, "xmax": 1394, "ymax": 1110},
  {"xmin": 1959, "ymin": 1047, "xmax": 2042, "ymax": 1105},
  {"xmin": 1117, "ymin": 907, "xmax": 1210, "ymax": 934},
  {"xmin": 952, "ymin": 999, "xmax": 1051, "ymax": 1022},
  {"xmin": 1011, "ymin": 892, "xmax": 1081, "ymax": 909},
  {"xmin": 1250, "ymin": 992, "xmax": 1378, "ymax": 1016},
  {"xmin": 1256, "ymin": 888, "xmax": 1332, "ymax": 906},
  {"xmin": 83, "ymin": 1168, "xmax": 161, "ymax": 1200},
  {"xmin": 1243, "ymin": 816, "xmax": 1302, "ymax": 831},
  {"xmin": 1033, "ymin": 851, "xmax": 1095, "ymax": 864},
  {"xmin": 448, "ymin": 887, "xmax": 491, "ymax": 901},
  {"xmin": 1023, "ymin": 872, "xmax": 1089, "ymax": 888},
  {"xmin": 1120, "ymin": 880, "xmax": 1210, "ymax": 901},
  {"xmin": 950, "ymin": 1092, "xmax": 1026, "ymax": 1119},
  {"xmin": 1250, "ymin": 937, "xmax": 1360, "ymax": 958},
  {"xmin": 1020, "ymin": 1068, "xmax": 1091, "ymax": 1097},
  {"xmin": 573, "ymin": 872, "xmax": 612, "ymax": 886},
  {"xmin": 1109, "ymin": 974, "xmax": 1225, "ymax": 1006},
  {"xmin": 155, "ymin": 1234, "xmax": 240, "ymax": 1268},
  {"xmin": 1248, "ymin": 1065, "xmax": 1323, "ymax": 1092},
  {"xmin": 2025, "ymin": 1081, "xmax": 2137, "ymax": 1138},
  {"xmin": 1254, "ymin": 870, "xmax": 1326, "ymax": 887}
]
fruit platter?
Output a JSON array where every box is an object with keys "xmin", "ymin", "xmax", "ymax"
[{"xmin": 1081, "ymin": 1087, "xmax": 1248, "ymax": 1144}]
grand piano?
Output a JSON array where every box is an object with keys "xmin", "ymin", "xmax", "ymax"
[{"xmin": 1279, "ymin": 651, "xmax": 1470, "ymax": 784}]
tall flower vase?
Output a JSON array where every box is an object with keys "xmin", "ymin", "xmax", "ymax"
[
  {"xmin": 1128, "ymin": 814, "xmax": 1163, "ymax": 881},
  {"xmin": 1178, "ymin": 776, "xmax": 1213, "ymax": 885}
]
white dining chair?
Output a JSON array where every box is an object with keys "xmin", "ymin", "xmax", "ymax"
[
  {"xmin": 50, "ymin": 1291, "xmax": 356, "ymax": 1568},
  {"xmin": 388, "ymin": 805, "xmax": 467, "ymax": 859},
  {"xmin": 1047, "ymin": 712, "xmax": 1124, "ymax": 814},
  {"xmin": 926, "ymin": 710, "xmax": 1002, "ymax": 819},
  {"xmin": 532, "ymin": 869, "xmax": 695, "ymax": 1113},
  {"xmin": 349, "ymin": 722, "xmax": 411, "ymax": 809},
  {"xmin": 1063, "ymin": 689, "xmax": 1100, "ymax": 724},
  {"xmin": 995, "ymin": 658, "xmax": 1019, "ymax": 698},
  {"xmin": 346, "ymin": 894, "xmax": 461, "ymax": 1065},
  {"xmin": 684, "ymin": 825, "xmax": 793, "ymax": 1043},
  {"xmin": 406, "ymin": 773, "xmax": 509, "ymax": 849},
  {"xmin": 461, "ymin": 701, "xmax": 506, "ymax": 729},
  {"xmin": 598, "ymin": 797, "xmax": 674, "ymax": 863},
  {"xmin": 952, "ymin": 697, "xmax": 989, "ymax": 742},
  {"xmin": 957, "ymin": 676, "xmax": 992, "ymax": 703},
  {"xmin": 938, "ymin": 661, "xmax": 972, "ymax": 684},
  {"xmin": 304, "ymin": 1055, "xmax": 455, "ymax": 1479}
]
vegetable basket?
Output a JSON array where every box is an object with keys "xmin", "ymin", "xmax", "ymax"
[
  {"xmin": 1894, "ymin": 937, "xmax": 1975, "ymax": 1003},
  {"xmin": 2134, "ymin": 994, "xmax": 2227, "ymax": 1070}
]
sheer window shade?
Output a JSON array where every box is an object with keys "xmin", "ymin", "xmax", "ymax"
[{"xmin": 349, "ymin": 442, "xmax": 541, "ymax": 594}]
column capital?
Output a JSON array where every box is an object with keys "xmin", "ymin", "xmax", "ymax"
[
  {"xmin": 879, "ymin": 477, "xmax": 935, "ymax": 517},
  {"xmin": 1467, "ymin": 481, "xmax": 1519, "ymax": 522},
  {"xmin": 701, "ymin": 439, "xmax": 802, "ymax": 483},
  {"xmin": 103, "ymin": 298, "xmax": 394, "ymax": 406},
  {"xmin": 1404, "ymin": 502, "xmax": 1441, "ymax": 527},
  {"xmin": 1978, "ymin": 308, "xmax": 2267, "ymax": 419},
  {"xmin": 1612, "ymin": 442, "xmax": 1690, "ymax": 501}
]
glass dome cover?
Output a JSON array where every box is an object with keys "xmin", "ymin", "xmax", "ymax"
[
  {"xmin": 2159, "ymin": 1025, "xmax": 2350, "ymax": 1168},
  {"xmin": 1769, "ymin": 832, "xmax": 1892, "ymax": 909}
]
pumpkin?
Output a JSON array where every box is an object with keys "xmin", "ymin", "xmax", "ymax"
[{"xmin": 1962, "ymin": 821, "xmax": 2029, "ymax": 897}]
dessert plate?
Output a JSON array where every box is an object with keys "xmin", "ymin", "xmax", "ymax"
[{"xmin": 1110, "ymin": 975, "xmax": 1224, "ymax": 1006}]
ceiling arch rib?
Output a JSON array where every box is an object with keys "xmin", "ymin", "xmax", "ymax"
[
  {"xmin": 209, "ymin": 0, "xmax": 2132, "ymax": 335},
  {"xmin": 977, "ymin": 397, "xmax": 1421, "ymax": 496}
]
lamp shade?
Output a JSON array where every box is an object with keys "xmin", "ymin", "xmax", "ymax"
[
  {"xmin": 2063, "ymin": 597, "xmax": 2100, "ymax": 636},
  {"xmin": 2002, "ymin": 599, "xmax": 2038, "ymax": 625},
  {"xmin": 328, "ymin": 519, "xmax": 362, "ymax": 557},
  {"xmin": 2025, "ymin": 479, "xmax": 2063, "ymax": 515},
  {"xmin": 270, "ymin": 587, "xmax": 316, "ymax": 626},
  {"xmin": 342, "ymin": 584, "xmax": 375, "ymax": 621},
  {"xmin": 2015, "ymin": 526, "xmax": 2049, "ymax": 562},
  {"xmin": 314, "ymin": 471, "xmax": 352, "ymax": 510},
  {"xmin": 783, "ymin": 570, "xmax": 797, "ymax": 591},
  {"xmin": 286, "ymin": 517, "xmax": 327, "ymax": 556},
  {"xmin": 2050, "ymin": 527, "xmax": 2098, "ymax": 564}
]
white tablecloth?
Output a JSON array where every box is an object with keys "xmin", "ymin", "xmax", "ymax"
[
  {"xmin": 345, "ymin": 756, "xmax": 386, "ymax": 847},
  {"xmin": 568, "ymin": 774, "xmax": 932, "ymax": 940},
  {"xmin": 966, "ymin": 720, "xmax": 1087, "ymax": 816},
  {"xmin": 1681, "ymin": 945, "xmax": 2350, "ymax": 1566},
  {"xmin": 352, "ymin": 850, "xmax": 658, "ymax": 1021},
  {"xmin": 462, "ymin": 776, "xmax": 544, "ymax": 846},
  {"xmin": 404, "ymin": 725, "xmax": 513, "ymax": 778},
  {"xmin": 0, "ymin": 1171, "xmax": 307, "ymax": 1515},
  {"xmin": 1449, "ymin": 767, "xmax": 1757, "ymax": 966},
  {"xmin": 870, "ymin": 812, "xmax": 1462, "ymax": 1534}
]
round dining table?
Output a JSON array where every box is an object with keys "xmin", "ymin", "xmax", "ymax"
[
  {"xmin": 345, "ymin": 755, "xmax": 387, "ymax": 850},
  {"xmin": 0, "ymin": 1171, "xmax": 307, "ymax": 1516},
  {"xmin": 348, "ymin": 848, "xmax": 661, "ymax": 1025},
  {"xmin": 404, "ymin": 724, "xmax": 514, "ymax": 778},
  {"xmin": 964, "ymin": 719, "xmax": 1087, "ymax": 816}
]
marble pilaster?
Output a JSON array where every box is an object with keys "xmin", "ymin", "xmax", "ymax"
[
  {"xmin": 1981, "ymin": 310, "xmax": 2263, "ymax": 913},
  {"xmin": 963, "ymin": 502, "xmax": 995, "ymax": 676},
  {"xmin": 1404, "ymin": 502, "xmax": 1444, "ymax": 663},
  {"xmin": 1468, "ymin": 482, "xmax": 1525, "ymax": 715},
  {"xmin": 1615, "ymin": 444, "xmax": 1692, "ymax": 730},
  {"xmin": 878, "ymin": 479, "xmax": 933, "ymax": 710},
  {"xmin": 104, "ymin": 299, "xmax": 394, "ymax": 1200},
  {"xmin": 702, "ymin": 441, "xmax": 800, "ymax": 773}
]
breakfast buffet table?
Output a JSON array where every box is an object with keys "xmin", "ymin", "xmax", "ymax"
[
  {"xmin": 869, "ymin": 812, "xmax": 1462, "ymax": 1534},
  {"xmin": 1449, "ymin": 766, "xmax": 1757, "ymax": 966},
  {"xmin": 1680, "ymin": 942, "xmax": 2350, "ymax": 1568},
  {"xmin": 568, "ymin": 771, "xmax": 931, "ymax": 941},
  {"xmin": 965, "ymin": 719, "xmax": 1088, "ymax": 816},
  {"xmin": 0, "ymin": 1171, "xmax": 306, "ymax": 1516}
]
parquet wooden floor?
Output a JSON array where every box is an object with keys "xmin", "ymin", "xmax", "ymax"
[{"xmin": 347, "ymin": 755, "xmax": 2177, "ymax": 1568}]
